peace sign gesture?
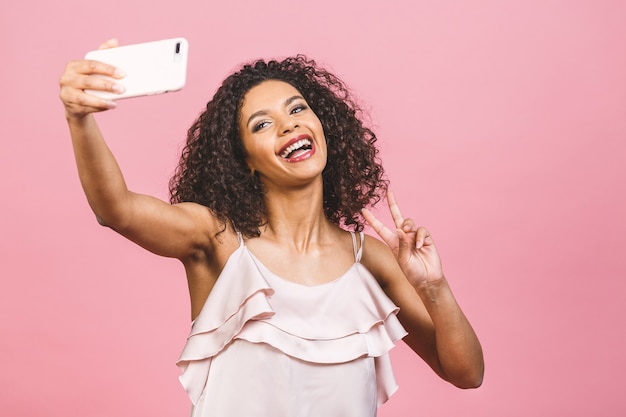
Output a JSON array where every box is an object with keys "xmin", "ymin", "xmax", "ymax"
[{"xmin": 362, "ymin": 191, "xmax": 444, "ymax": 287}]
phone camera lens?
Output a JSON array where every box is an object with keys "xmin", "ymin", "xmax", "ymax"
[{"xmin": 175, "ymin": 42, "xmax": 181, "ymax": 54}]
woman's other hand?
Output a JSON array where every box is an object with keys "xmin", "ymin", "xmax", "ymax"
[{"xmin": 362, "ymin": 191, "xmax": 445, "ymax": 288}]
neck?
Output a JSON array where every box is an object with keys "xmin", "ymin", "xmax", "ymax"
[{"xmin": 261, "ymin": 179, "xmax": 333, "ymax": 251}]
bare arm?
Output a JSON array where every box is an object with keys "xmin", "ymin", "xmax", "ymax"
[
  {"xmin": 59, "ymin": 40, "xmax": 215, "ymax": 260},
  {"xmin": 362, "ymin": 192, "xmax": 484, "ymax": 388}
]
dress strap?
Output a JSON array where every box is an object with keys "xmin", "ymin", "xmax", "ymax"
[
  {"xmin": 236, "ymin": 231, "xmax": 245, "ymax": 247},
  {"xmin": 350, "ymin": 231, "xmax": 365, "ymax": 263}
]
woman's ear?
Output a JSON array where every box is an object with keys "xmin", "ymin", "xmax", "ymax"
[{"xmin": 247, "ymin": 162, "xmax": 256, "ymax": 176}]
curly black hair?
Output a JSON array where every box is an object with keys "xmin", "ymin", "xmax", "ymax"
[{"xmin": 169, "ymin": 55, "xmax": 387, "ymax": 238}]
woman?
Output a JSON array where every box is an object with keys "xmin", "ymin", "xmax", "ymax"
[{"xmin": 59, "ymin": 39, "xmax": 483, "ymax": 416}]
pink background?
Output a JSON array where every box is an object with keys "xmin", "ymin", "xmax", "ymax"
[{"xmin": 2, "ymin": 1, "xmax": 625, "ymax": 416}]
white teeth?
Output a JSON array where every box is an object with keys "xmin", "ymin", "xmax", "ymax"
[{"xmin": 280, "ymin": 139, "xmax": 311, "ymax": 158}]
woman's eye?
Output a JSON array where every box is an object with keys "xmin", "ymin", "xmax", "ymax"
[
  {"xmin": 252, "ymin": 121, "xmax": 270, "ymax": 132},
  {"xmin": 291, "ymin": 104, "xmax": 307, "ymax": 114}
]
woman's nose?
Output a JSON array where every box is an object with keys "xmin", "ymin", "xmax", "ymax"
[{"xmin": 280, "ymin": 117, "xmax": 299, "ymax": 135}]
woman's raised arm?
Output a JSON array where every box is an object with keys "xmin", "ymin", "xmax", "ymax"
[{"xmin": 59, "ymin": 40, "xmax": 215, "ymax": 260}]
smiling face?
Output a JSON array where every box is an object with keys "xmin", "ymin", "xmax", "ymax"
[{"xmin": 238, "ymin": 80, "xmax": 327, "ymax": 188}]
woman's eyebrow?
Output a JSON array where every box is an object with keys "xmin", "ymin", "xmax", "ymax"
[
  {"xmin": 246, "ymin": 95, "xmax": 305, "ymax": 128},
  {"xmin": 285, "ymin": 95, "xmax": 304, "ymax": 106}
]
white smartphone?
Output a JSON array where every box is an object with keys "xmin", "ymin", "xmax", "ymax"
[{"xmin": 84, "ymin": 37, "xmax": 188, "ymax": 100}]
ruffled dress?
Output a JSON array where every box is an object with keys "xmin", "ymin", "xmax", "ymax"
[{"xmin": 177, "ymin": 232, "xmax": 407, "ymax": 417}]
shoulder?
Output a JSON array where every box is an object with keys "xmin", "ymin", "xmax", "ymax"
[
  {"xmin": 360, "ymin": 233, "xmax": 402, "ymax": 289},
  {"xmin": 171, "ymin": 201, "xmax": 240, "ymax": 263}
]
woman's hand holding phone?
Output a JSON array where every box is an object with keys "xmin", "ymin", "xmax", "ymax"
[
  {"xmin": 59, "ymin": 39, "xmax": 126, "ymax": 118},
  {"xmin": 59, "ymin": 37, "xmax": 189, "ymax": 118}
]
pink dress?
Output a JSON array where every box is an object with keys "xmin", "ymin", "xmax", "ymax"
[{"xmin": 177, "ymin": 232, "xmax": 407, "ymax": 417}]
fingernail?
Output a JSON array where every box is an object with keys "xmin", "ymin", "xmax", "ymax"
[
  {"xmin": 114, "ymin": 68, "xmax": 126, "ymax": 78},
  {"xmin": 106, "ymin": 100, "xmax": 118, "ymax": 109},
  {"xmin": 112, "ymin": 83, "xmax": 125, "ymax": 93}
]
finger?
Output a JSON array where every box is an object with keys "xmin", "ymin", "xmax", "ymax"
[
  {"xmin": 387, "ymin": 190, "xmax": 405, "ymax": 229},
  {"xmin": 400, "ymin": 217, "xmax": 417, "ymax": 234},
  {"xmin": 84, "ymin": 59, "xmax": 126, "ymax": 79},
  {"xmin": 395, "ymin": 217, "xmax": 416, "ymax": 251},
  {"xmin": 395, "ymin": 227, "xmax": 415, "ymax": 259},
  {"xmin": 59, "ymin": 70, "xmax": 125, "ymax": 99},
  {"xmin": 81, "ymin": 73, "xmax": 125, "ymax": 94},
  {"xmin": 98, "ymin": 38, "xmax": 119, "ymax": 50},
  {"xmin": 362, "ymin": 208, "xmax": 397, "ymax": 246},
  {"xmin": 60, "ymin": 85, "xmax": 118, "ymax": 112},
  {"xmin": 415, "ymin": 226, "xmax": 432, "ymax": 249},
  {"xmin": 65, "ymin": 58, "xmax": 126, "ymax": 80}
]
